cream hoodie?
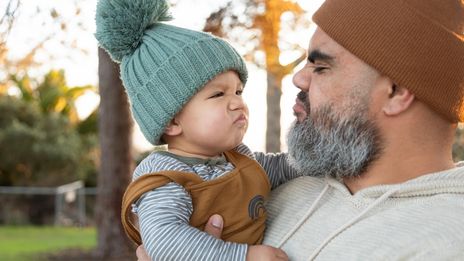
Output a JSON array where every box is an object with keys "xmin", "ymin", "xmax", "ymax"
[{"xmin": 264, "ymin": 163, "xmax": 464, "ymax": 260}]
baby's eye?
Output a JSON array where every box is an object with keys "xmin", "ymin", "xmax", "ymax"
[
  {"xmin": 209, "ymin": 92, "xmax": 224, "ymax": 98},
  {"xmin": 236, "ymin": 89, "xmax": 243, "ymax": 96}
]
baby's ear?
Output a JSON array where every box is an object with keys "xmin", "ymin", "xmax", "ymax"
[{"xmin": 164, "ymin": 118, "xmax": 182, "ymax": 137}]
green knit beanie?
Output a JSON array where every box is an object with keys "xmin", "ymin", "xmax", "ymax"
[{"xmin": 95, "ymin": 0, "xmax": 248, "ymax": 145}]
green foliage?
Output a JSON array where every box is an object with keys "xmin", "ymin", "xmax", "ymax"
[
  {"xmin": 0, "ymin": 96, "xmax": 90, "ymax": 186},
  {"xmin": 0, "ymin": 70, "xmax": 98, "ymax": 187},
  {"xmin": 10, "ymin": 70, "xmax": 94, "ymax": 124},
  {"xmin": 0, "ymin": 226, "xmax": 96, "ymax": 261},
  {"xmin": 77, "ymin": 110, "xmax": 98, "ymax": 135},
  {"xmin": 453, "ymin": 125, "xmax": 464, "ymax": 162}
]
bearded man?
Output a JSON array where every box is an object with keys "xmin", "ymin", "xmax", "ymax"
[
  {"xmin": 262, "ymin": 0, "xmax": 464, "ymax": 259},
  {"xmin": 137, "ymin": 0, "xmax": 464, "ymax": 259}
]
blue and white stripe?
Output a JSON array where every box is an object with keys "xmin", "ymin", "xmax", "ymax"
[{"xmin": 133, "ymin": 143, "xmax": 299, "ymax": 261}]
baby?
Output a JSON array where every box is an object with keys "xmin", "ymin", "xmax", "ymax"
[{"xmin": 95, "ymin": 0, "xmax": 300, "ymax": 260}]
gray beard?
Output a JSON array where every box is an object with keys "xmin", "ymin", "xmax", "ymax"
[{"xmin": 287, "ymin": 104, "xmax": 383, "ymax": 179}]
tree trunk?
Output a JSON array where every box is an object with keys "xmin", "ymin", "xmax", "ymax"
[
  {"xmin": 265, "ymin": 72, "xmax": 282, "ymax": 152},
  {"xmin": 95, "ymin": 47, "xmax": 134, "ymax": 259}
]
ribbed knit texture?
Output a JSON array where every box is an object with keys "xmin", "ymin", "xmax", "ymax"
[
  {"xmin": 313, "ymin": 0, "xmax": 464, "ymax": 122},
  {"xmin": 120, "ymin": 24, "xmax": 247, "ymax": 144},
  {"xmin": 96, "ymin": 0, "xmax": 248, "ymax": 145},
  {"xmin": 264, "ymin": 164, "xmax": 464, "ymax": 260}
]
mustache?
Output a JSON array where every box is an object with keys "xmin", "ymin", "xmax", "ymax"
[
  {"xmin": 297, "ymin": 91, "xmax": 307, "ymax": 103},
  {"xmin": 297, "ymin": 91, "xmax": 310, "ymax": 113}
]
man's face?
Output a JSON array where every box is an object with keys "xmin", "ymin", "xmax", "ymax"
[
  {"xmin": 287, "ymin": 28, "xmax": 384, "ymax": 179},
  {"xmin": 292, "ymin": 28, "xmax": 382, "ymax": 121}
]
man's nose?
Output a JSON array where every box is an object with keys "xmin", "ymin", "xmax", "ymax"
[{"xmin": 292, "ymin": 67, "xmax": 311, "ymax": 92}]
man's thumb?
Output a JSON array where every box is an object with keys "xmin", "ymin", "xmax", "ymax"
[{"xmin": 204, "ymin": 214, "xmax": 224, "ymax": 239}]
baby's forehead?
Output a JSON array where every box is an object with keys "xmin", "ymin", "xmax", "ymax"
[{"xmin": 201, "ymin": 71, "xmax": 244, "ymax": 89}]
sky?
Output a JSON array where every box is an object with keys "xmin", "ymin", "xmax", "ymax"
[{"xmin": 4, "ymin": 0, "xmax": 324, "ymax": 152}]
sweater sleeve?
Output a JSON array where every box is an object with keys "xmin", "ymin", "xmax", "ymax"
[
  {"xmin": 233, "ymin": 143, "xmax": 301, "ymax": 190},
  {"xmin": 136, "ymin": 182, "xmax": 248, "ymax": 261},
  {"xmin": 133, "ymin": 153, "xmax": 247, "ymax": 261},
  {"xmin": 253, "ymin": 151, "xmax": 301, "ymax": 189}
]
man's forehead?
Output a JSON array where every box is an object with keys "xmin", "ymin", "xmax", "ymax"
[
  {"xmin": 307, "ymin": 28, "xmax": 367, "ymax": 67},
  {"xmin": 307, "ymin": 28, "xmax": 344, "ymax": 59}
]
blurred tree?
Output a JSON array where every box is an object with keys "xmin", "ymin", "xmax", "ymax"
[
  {"xmin": 453, "ymin": 125, "xmax": 464, "ymax": 162},
  {"xmin": 10, "ymin": 70, "xmax": 94, "ymax": 123},
  {"xmin": 1, "ymin": 0, "xmax": 92, "ymax": 94},
  {"xmin": 0, "ymin": 88, "xmax": 98, "ymax": 226},
  {"xmin": 0, "ymin": 94, "xmax": 95, "ymax": 186},
  {"xmin": 203, "ymin": 0, "xmax": 308, "ymax": 152},
  {"xmin": 94, "ymin": 48, "xmax": 134, "ymax": 258},
  {"xmin": 8, "ymin": 70, "xmax": 98, "ymax": 176},
  {"xmin": 0, "ymin": 0, "xmax": 20, "ymax": 69},
  {"xmin": 0, "ymin": 1, "xmax": 99, "ymax": 187}
]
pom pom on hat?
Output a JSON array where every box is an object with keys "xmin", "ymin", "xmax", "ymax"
[{"xmin": 95, "ymin": 0, "xmax": 172, "ymax": 62}]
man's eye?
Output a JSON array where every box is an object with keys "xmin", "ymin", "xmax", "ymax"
[
  {"xmin": 209, "ymin": 92, "xmax": 224, "ymax": 98},
  {"xmin": 313, "ymin": 66, "xmax": 328, "ymax": 73},
  {"xmin": 236, "ymin": 90, "xmax": 243, "ymax": 96}
]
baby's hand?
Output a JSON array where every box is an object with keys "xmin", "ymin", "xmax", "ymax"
[{"xmin": 246, "ymin": 245, "xmax": 289, "ymax": 261}]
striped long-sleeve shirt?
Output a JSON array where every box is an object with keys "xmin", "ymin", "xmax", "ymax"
[{"xmin": 132, "ymin": 143, "xmax": 299, "ymax": 261}]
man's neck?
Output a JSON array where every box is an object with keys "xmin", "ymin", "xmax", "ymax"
[
  {"xmin": 343, "ymin": 103, "xmax": 457, "ymax": 194},
  {"xmin": 343, "ymin": 140, "xmax": 455, "ymax": 194}
]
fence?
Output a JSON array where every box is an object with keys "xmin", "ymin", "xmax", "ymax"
[{"xmin": 0, "ymin": 181, "xmax": 96, "ymax": 226}]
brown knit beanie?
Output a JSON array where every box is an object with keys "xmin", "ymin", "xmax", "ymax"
[{"xmin": 313, "ymin": 0, "xmax": 464, "ymax": 122}]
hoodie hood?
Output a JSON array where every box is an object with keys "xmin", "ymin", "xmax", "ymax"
[
  {"xmin": 326, "ymin": 162, "xmax": 464, "ymax": 200},
  {"xmin": 301, "ymin": 162, "xmax": 464, "ymax": 260}
]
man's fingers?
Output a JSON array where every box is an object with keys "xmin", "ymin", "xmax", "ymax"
[
  {"xmin": 204, "ymin": 214, "xmax": 224, "ymax": 239},
  {"xmin": 277, "ymin": 249, "xmax": 289, "ymax": 260},
  {"xmin": 136, "ymin": 245, "xmax": 150, "ymax": 261}
]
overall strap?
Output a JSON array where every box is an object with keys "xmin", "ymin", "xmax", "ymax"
[{"xmin": 121, "ymin": 171, "xmax": 204, "ymax": 245}]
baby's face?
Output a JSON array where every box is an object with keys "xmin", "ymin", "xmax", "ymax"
[{"xmin": 174, "ymin": 70, "xmax": 249, "ymax": 156}]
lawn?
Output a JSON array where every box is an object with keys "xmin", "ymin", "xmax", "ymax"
[{"xmin": 0, "ymin": 226, "xmax": 96, "ymax": 261}]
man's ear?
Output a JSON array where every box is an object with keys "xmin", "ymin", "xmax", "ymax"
[
  {"xmin": 164, "ymin": 118, "xmax": 182, "ymax": 137},
  {"xmin": 383, "ymin": 84, "xmax": 415, "ymax": 116}
]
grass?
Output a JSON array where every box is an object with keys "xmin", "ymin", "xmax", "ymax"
[{"xmin": 0, "ymin": 226, "xmax": 96, "ymax": 261}]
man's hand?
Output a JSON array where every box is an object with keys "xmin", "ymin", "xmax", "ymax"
[
  {"xmin": 136, "ymin": 245, "xmax": 150, "ymax": 261},
  {"xmin": 205, "ymin": 214, "xmax": 289, "ymax": 261},
  {"xmin": 203, "ymin": 214, "xmax": 224, "ymax": 239},
  {"xmin": 135, "ymin": 214, "xmax": 288, "ymax": 261},
  {"xmin": 246, "ymin": 245, "xmax": 289, "ymax": 261}
]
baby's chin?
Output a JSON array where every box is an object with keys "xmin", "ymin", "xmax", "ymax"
[{"xmin": 228, "ymin": 134, "xmax": 246, "ymax": 150}]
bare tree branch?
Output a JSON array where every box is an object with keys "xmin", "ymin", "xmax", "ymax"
[{"xmin": 0, "ymin": 0, "xmax": 21, "ymax": 45}]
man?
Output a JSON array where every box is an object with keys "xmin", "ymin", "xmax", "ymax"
[{"xmin": 138, "ymin": 0, "xmax": 464, "ymax": 259}]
